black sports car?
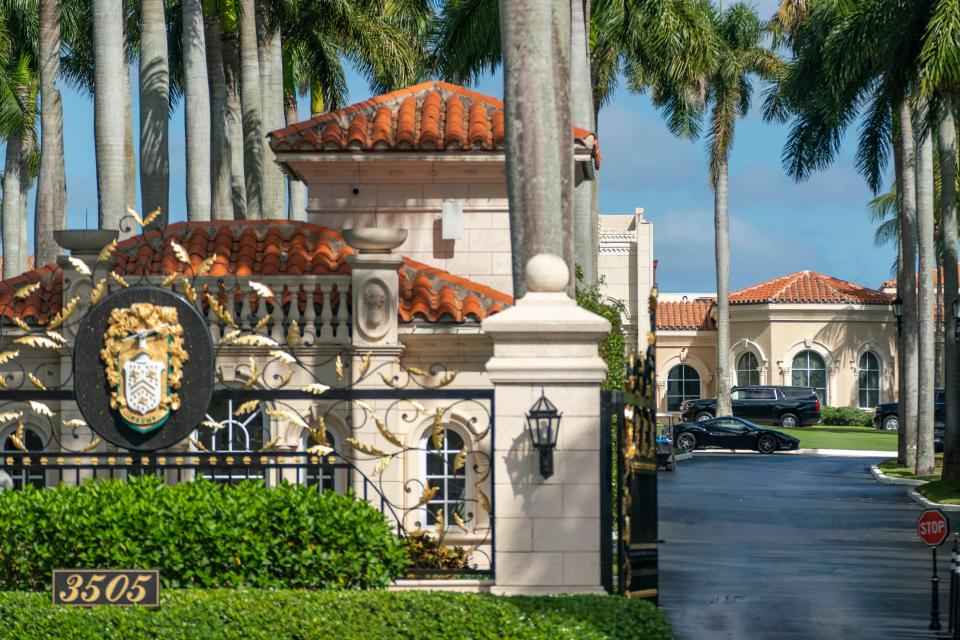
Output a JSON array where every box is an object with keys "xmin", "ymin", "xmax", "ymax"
[{"xmin": 674, "ymin": 416, "xmax": 800, "ymax": 454}]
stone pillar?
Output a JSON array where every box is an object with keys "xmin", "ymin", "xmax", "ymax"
[
  {"xmin": 481, "ymin": 253, "xmax": 610, "ymax": 595},
  {"xmin": 344, "ymin": 228, "xmax": 406, "ymax": 349}
]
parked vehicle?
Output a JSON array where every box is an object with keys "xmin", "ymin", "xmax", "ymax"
[
  {"xmin": 873, "ymin": 390, "xmax": 944, "ymax": 431},
  {"xmin": 673, "ymin": 416, "xmax": 801, "ymax": 454},
  {"xmin": 679, "ymin": 385, "xmax": 821, "ymax": 428}
]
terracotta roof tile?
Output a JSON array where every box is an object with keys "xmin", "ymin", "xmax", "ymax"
[
  {"xmin": 0, "ymin": 222, "xmax": 510, "ymax": 327},
  {"xmin": 729, "ymin": 270, "xmax": 891, "ymax": 305},
  {"xmin": 268, "ymin": 80, "xmax": 601, "ymax": 167},
  {"xmin": 656, "ymin": 299, "xmax": 716, "ymax": 331}
]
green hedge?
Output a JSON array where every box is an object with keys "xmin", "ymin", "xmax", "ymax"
[
  {"xmin": 0, "ymin": 590, "xmax": 673, "ymax": 639},
  {"xmin": 819, "ymin": 406, "xmax": 874, "ymax": 427},
  {"xmin": 0, "ymin": 477, "xmax": 407, "ymax": 590}
]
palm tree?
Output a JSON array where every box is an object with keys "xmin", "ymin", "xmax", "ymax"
[
  {"xmin": 256, "ymin": 5, "xmax": 284, "ymax": 217},
  {"xmin": 219, "ymin": 9, "xmax": 247, "ymax": 218},
  {"xmin": 92, "ymin": 0, "xmax": 125, "ymax": 230},
  {"xmin": 36, "ymin": 0, "xmax": 66, "ymax": 267},
  {"xmin": 571, "ymin": 0, "xmax": 595, "ymax": 285},
  {"xmin": 1, "ymin": 54, "xmax": 37, "ymax": 279},
  {"xmin": 499, "ymin": 0, "xmax": 569, "ymax": 289},
  {"xmin": 205, "ymin": 6, "xmax": 233, "ymax": 219},
  {"xmin": 183, "ymin": 0, "xmax": 211, "ymax": 222},
  {"xmin": 644, "ymin": 3, "xmax": 780, "ymax": 415},
  {"xmin": 239, "ymin": 0, "xmax": 262, "ymax": 219},
  {"xmin": 938, "ymin": 103, "xmax": 959, "ymax": 477},
  {"xmin": 140, "ymin": 0, "xmax": 170, "ymax": 226}
]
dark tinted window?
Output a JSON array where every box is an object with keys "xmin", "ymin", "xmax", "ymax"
[
  {"xmin": 781, "ymin": 387, "xmax": 816, "ymax": 398},
  {"xmin": 667, "ymin": 365, "xmax": 700, "ymax": 411}
]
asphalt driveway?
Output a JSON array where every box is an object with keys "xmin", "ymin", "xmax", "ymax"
[{"xmin": 659, "ymin": 454, "xmax": 948, "ymax": 639}]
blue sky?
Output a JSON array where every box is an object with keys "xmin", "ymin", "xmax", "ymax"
[{"xmin": 35, "ymin": 0, "xmax": 895, "ymax": 293}]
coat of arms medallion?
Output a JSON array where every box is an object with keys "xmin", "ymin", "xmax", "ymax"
[{"xmin": 100, "ymin": 304, "xmax": 188, "ymax": 433}]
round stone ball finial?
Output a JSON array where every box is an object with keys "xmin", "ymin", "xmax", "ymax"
[{"xmin": 524, "ymin": 253, "xmax": 569, "ymax": 293}]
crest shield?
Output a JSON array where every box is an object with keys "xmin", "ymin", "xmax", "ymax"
[{"xmin": 100, "ymin": 304, "xmax": 188, "ymax": 434}]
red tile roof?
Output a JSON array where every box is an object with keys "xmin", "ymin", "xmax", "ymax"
[
  {"xmin": 656, "ymin": 299, "xmax": 716, "ymax": 331},
  {"xmin": 268, "ymin": 80, "xmax": 601, "ymax": 167},
  {"xmin": 0, "ymin": 221, "xmax": 511, "ymax": 326},
  {"xmin": 729, "ymin": 270, "xmax": 891, "ymax": 305},
  {"xmin": 880, "ymin": 262, "xmax": 960, "ymax": 290},
  {"xmin": 657, "ymin": 271, "xmax": 891, "ymax": 331}
]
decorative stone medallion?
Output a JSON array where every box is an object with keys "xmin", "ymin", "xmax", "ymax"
[{"xmin": 74, "ymin": 286, "xmax": 213, "ymax": 451}]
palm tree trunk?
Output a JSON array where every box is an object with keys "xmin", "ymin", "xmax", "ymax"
[
  {"xmin": 895, "ymin": 123, "xmax": 906, "ymax": 465},
  {"xmin": 19, "ymin": 126, "xmax": 32, "ymax": 275},
  {"xmin": 285, "ymin": 95, "xmax": 307, "ymax": 221},
  {"xmin": 2, "ymin": 131, "xmax": 23, "ymax": 279},
  {"xmin": 940, "ymin": 100, "xmax": 960, "ymax": 480},
  {"xmin": 183, "ymin": 0, "xmax": 211, "ymax": 222},
  {"xmin": 257, "ymin": 9, "xmax": 285, "ymax": 217},
  {"xmin": 500, "ymin": 0, "xmax": 569, "ymax": 296},
  {"xmin": 123, "ymin": 59, "xmax": 136, "ymax": 216},
  {"xmin": 93, "ymin": 0, "xmax": 126, "ymax": 230},
  {"xmin": 139, "ymin": 0, "xmax": 170, "ymax": 226},
  {"xmin": 714, "ymin": 154, "xmax": 732, "ymax": 415},
  {"xmin": 205, "ymin": 13, "xmax": 233, "ymax": 220},
  {"xmin": 570, "ymin": 0, "xmax": 595, "ymax": 286},
  {"xmin": 917, "ymin": 103, "xmax": 936, "ymax": 476},
  {"xmin": 36, "ymin": 0, "xmax": 67, "ymax": 267},
  {"xmin": 239, "ymin": 0, "xmax": 263, "ymax": 219},
  {"xmin": 222, "ymin": 31, "xmax": 247, "ymax": 219},
  {"xmin": 899, "ymin": 100, "xmax": 920, "ymax": 470},
  {"xmin": 554, "ymin": 0, "xmax": 574, "ymax": 288}
]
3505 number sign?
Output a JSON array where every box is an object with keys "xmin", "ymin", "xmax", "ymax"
[{"xmin": 52, "ymin": 569, "xmax": 160, "ymax": 607}]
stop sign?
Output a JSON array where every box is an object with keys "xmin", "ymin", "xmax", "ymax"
[{"xmin": 918, "ymin": 509, "xmax": 950, "ymax": 547}]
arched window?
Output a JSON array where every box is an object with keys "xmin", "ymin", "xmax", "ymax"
[
  {"xmin": 1, "ymin": 426, "xmax": 45, "ymax": 489},
  {"xmin": 666, "ymin": 365, "xmax": 701, "ymax": 411},
  {"xmin": 792, "ymin": 350, "xmax": 827, "ymax": 404},
  {"xmin": 197, "ymin": 398, "xmax": 267, "ymax": 484},
  {"xmin": 423, "ymin": 428, "xmax": 467, "ymax": 528},
  {"xmin": 736, "ymin": 352, "xmax": 760, "ymax": 387},
  {"xmin": 305, "ymin": 431, "xmax": 344, "ymax": 492},
  {"xmin": 858, "ymin": 351, "xmax": 881, "ymax": 408}
]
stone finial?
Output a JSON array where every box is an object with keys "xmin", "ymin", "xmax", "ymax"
[{"xmin": 524, "ymin": 253, "xmax": 569, "ymax": 293}]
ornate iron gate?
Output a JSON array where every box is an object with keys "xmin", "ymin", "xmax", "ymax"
[{"xmin": 601, "ymin": 286, "xmax": 659, "ymax": 599}]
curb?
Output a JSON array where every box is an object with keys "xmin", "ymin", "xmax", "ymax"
[
  {"xmin": 695, "ymin": 449, "xmax": 893, "ymax": 457},
  {"xmin": 870, "ymin": 464, "xmax": 927, "ymax": 486},
  {"xmin": 908, "ymin": 488, "xmax": 960, "ymax": 512},
  {"xmin": 675, "ymin": 452, "xmax": 693, "ymax": 462}
]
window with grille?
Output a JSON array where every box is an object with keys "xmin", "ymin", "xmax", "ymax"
[
  {"xmin": 791, "ymin": 350, "xmax": 827, "ymax": 405},
  {"xmin": 423, "ymin": 428, "xmax": 467, "ymax": 528},
  {"xmin": 667, "ymin": 364, "xmax": 701, "ymax": 411},
  {"xmin": 1, "ymin": 426, "xmax": 45, "ymax": 489},
  {"xmin": 736, "ymin": 352, "xmax": 760, "ymax": 386},
  {"xmin": 196, "ymin": 399, "xmax": 267, "ymax": 484},
  {"xmin": 858, "ymin": 351, "xmax": 881, "ymax": 408}
]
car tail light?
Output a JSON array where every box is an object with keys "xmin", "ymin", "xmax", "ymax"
[{"xmin": 815, "ymin": 397, "xmax": 821, "ymax": 413}]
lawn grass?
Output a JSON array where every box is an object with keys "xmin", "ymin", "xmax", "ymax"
[
  {"xmin": 878, "ymin": 454, "xmax": 943, "ymax": 482},
  {"xmin": 919, "ymin": 480, "xmax": 960, "ymax": 505},
  {"xmin": 772, "ymin": 424, "xmax": 897, "ymax": 451}
]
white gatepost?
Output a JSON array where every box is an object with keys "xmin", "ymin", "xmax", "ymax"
[{"xmin": 481, "ymin": 254, "xmax": 610, "ymax": 595}]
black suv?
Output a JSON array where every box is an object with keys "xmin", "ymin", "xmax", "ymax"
[
  {"xmin": 873, "ymin": 390, "xmax": 944, "ymax": 431},
  {"xmin": 679, "ymin": 386, "xmax": 822, "ymax": 428}
]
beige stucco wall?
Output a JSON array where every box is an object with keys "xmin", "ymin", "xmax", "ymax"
[
  {"xmin": 655, "ymin": 303, "xmax": 899, "ymax": 415},
  {"xmin": 294, "ymin": 158, "xmax": 513, "ymax": 295},
  {"xmin": 597, "ymin": 210, "xmax": 654, "ymax": 351}
]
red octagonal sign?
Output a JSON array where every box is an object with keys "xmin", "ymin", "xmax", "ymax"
[{"xmin": 918, "ymin": 509, "xmax": 950, "ymax": 547}]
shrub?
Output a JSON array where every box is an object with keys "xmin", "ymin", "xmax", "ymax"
[
  {"xmin": 819, "ymin": 406, "xmax": 873, "ymax": 427},
  {"xmin": 575, "ymin": 266, "xmax": 627, "ymax": 391},
  {"xmin": 0, "ymin": 590, "xmax": 674, "ymax": 640},
  {"xmin": 403, "ymin": 532, "xmax": 472, "ymax": 577},
  {"xmin": 0, "ymin": 476, "xmax": 407, "ymax": 591}
]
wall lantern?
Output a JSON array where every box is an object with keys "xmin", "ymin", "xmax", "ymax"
[
  {"xmin": 954, "ymin": 296, "xmax": 960, "ymax": 344},
  {"xmin": 441, "ymin": 199, "xmax": 463, "ymax": 240},
  {"xmin": 526, "ymin": 391, "xmax": 562, "ymax": 479},
  {"xmin": 892, "ymin": 295, "xmax": 903, "ymax": 337}
]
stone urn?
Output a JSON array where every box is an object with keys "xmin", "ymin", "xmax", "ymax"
[{"xmin": 342, "ymin": 228, "xmax": 407, "ymax": 253}]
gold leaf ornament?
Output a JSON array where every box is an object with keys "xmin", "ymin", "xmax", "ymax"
[
  {"xmin": 14, "ymin": 282, "xmax": 40, "ymax": 299},
  {"xmin": 200, "ymin": 419, "xmax": 225, "ymax": 431},
  {"xmin": 435, "ymin": 509, "xmax": 445, "ymax": 536},
  {"xmin": 431, "ymin": 408, "xmax": 444, "ymax": 449},
  {"xmin": 307, "ymin": 444, "xmax": 334, "ymax": 456},
  {"xmin": 357, "ymin": 351, "xmax": 372, "ymax": 379},
  {"xmin": 260, "ymin": 436, "xmax": 281, "ymax": 451},
  {"xmin": 219, "ymin": 330, "xmax": 242, "ymax": 345},
  {"xmin": 264, "ymin": 408, "xmax": 309, "ymax": 430},
  {"xmin": 248, "ymin": 281, "xmax": 275, "ymax": 299},
  {"xmin": 234, "ymin": 400, "xmax": 260, "ymax": 416},
  {"xmin": 47, "ymin": 296, "xmax": 80, "ymax": 330},
  {"xmin": 44, "ymin": 331, "xmax": 66, "ymax": 345},
  {"xmin": 243, "ymin": 356, "xmax": 259, "ymax": 389},
  {"xmin": 372, "ymin": 456, "xmax": 392, "ymax": 475},
  {"xmin": 0, "ymin": 350, "xmax": 19, "ymax": 364},
  {"xmin": 141, "ymin": 207, "xmax": 162, "ymax": 228},
  {"xmin": 437, "ymin": 371, "xmax": 459, "ymax": 387},
  {"xmin": 406, "ymin": 365, "xmax": 428, "ymax": 377},
  {"xmin": 270, "ymin": 350, "xmax": 296, "ymax": 364},
  {"xmin": 345, "ymin": 437, "xmax": 388, "ymax": 458},
  {"xmin": 276, "ymin": 367, "xmax": 294, "ymax": 389},
  {"xmin": 127, "ymin": 207, "xmax": 145, "ymax": 227},
  {"xmin": 81, "ymin": 437, "xmax": 102, "ymax": 453},
  {"xmin": 0, "ymin": 411, "xmax": 23, "ymax": 425},
  {"xmin": 452, "ymin": 446, "xmax": 467, "ymax": 472},
  {"xmin": 453, "ymin": 512, "xmax": 469, "ymax": 533},
  {"xmin": 97, "ymin": 238, "xmax": 118, "ymax": 263},
  {"xmin": 62, "ymin": 418, "xmax": 87, "ymax": 428},
  {"xmin": 181, "ymin": 278, "xmax": 198, "ymax": 304},
  {"xmin": 109, "ymin": 272, "xmax": 130, "ymax": 288},
  {"xmin": 374, "ymin": 415, "xmax": 403, "ymax": 448},
  {"xmin": 189, "ymin": 437, "xmax": 210, "ymax": 453},
  {"xmin": 335, "ymin": 355, "xmax": 343, "ymax": 382},
  {"xmin": 477, "ymin": 489, "xmax": 492, "ymax": 514},
  {"xmin": 195, "ymin": 253, "xmax": 217, "ymax": 277},
  {"xmin": 27, "ymin": 373, "xmax": 46, "ymax": 390},
  {"xmin": 253, "ymin": 313, "xmax": 271, "ymax": 331},
  {"xmin": 301, "ymin": 383, "xmax": 330, "ymax": 395},
  {"xmin": 416, "ymin": 485, "xmax": 439, "ymax": 508},
  {"xmin": 232, "ymin": 334, "xmax": 277, "ymax": 347},
  {"xmin": 67, "ymin": 256, "xmax": 92, "ymax": 277},
  {"xmin": 29, "ymin": 401, "xmax": 53, "ymax": 417},
  {"xmin": 169, "ymin": 240, "xmax": 190, "ymax": 264},
  {"xmin": 90, "ymin": 278, "xmax": 108, "ymax": 304},
  {"xmin": 14, "ymin": 335, "xmax": 60, "ymax": 350},
  {"xmin": 161, "ymin": 272, "xmax": 178, "ymax": 288},
  {"xmin": 379, "ymin": 372, "xmax": 398, "ymax": 388},
  {"xmin": 286, "ymin": 320, "xmax": 299, "ymax": 346},
  {"xmin": 205, "ymin": 294, "xmax": 238, "ymax": 329},
  {"xmin": 10, "ymin": 316, "xmax": 30, "ymax": 332}
]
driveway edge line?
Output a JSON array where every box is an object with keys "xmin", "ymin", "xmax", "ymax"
[{"xmin": 870, "ymin": 464, "xmax": 927, "ymax": 486}]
